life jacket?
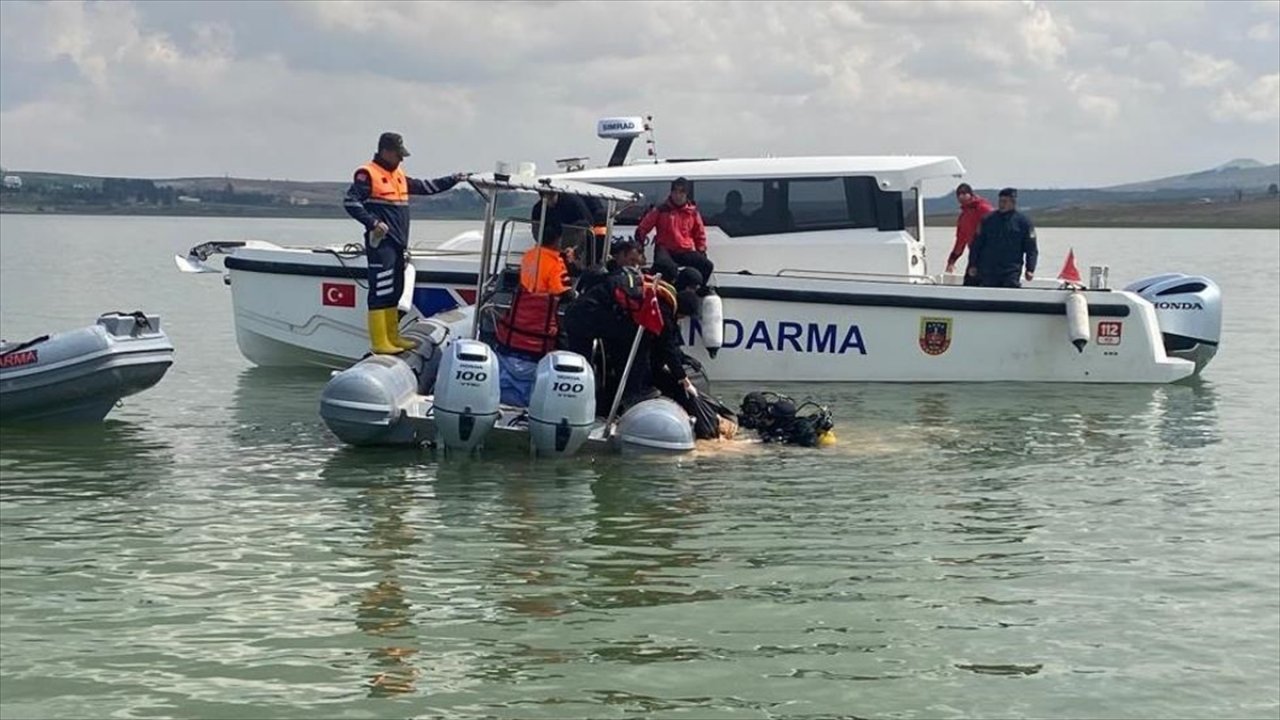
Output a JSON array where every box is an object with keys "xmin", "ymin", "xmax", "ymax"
[
  {"xmin": 360, "ymin": 162, "xmax": 409, "ymax": 206},
  {"xmin": 495, "ymin": 290, "xmax": 560, "ymax": 359}
]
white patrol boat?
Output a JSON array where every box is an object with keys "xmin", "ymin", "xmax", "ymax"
[{"xmin": 177, "ymin": 118, "xmax": 1221, "ymax": 383}]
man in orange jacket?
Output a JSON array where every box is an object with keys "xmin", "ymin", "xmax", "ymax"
[
  {"xmin": 518, "ymin": 220, "xmax": 577, "ymax": 298},
  {"xmin": 343, "ymin": 132, "xmax": 466, "ymax": 354}
]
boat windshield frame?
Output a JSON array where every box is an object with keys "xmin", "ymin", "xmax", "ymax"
[{"xmin": 463, "ymin": 173, "xmax": 641, "ymax": 339}]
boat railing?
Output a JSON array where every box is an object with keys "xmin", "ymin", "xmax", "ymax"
[
  {"xmin": 406, "ymin": 248, "xmax": 487, "ymax": 258},
  {"xmin": 497, "ymin": 216, "xmax": 601, "ymax": 266},
  {"xmin": 497, "ymin": 217, "xmax": 531, "ymax": 273},
  {"xmin": 774, "ymin": 268, "xmax": 938, "ymax": 285}
]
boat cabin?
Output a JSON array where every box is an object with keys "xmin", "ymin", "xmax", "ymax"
[{"xmin": 555, "ymin": 156, "xmax": 964, "ymax": 279}]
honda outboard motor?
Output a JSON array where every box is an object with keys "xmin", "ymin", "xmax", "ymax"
[
  {"xmin": 1125, "ymin": 274, "xmax": 1222, "ymax": 373},
  {"xmin": 614, "ymin": 397, "xmax": 696, "ymax": 452},
  {"xmin": 320, "ymin": 338, "xmax": 445, "ymax": 446},
  {"xmin": 433, "ymin": 339, "xmax": 501, "ymax": 453},
  {"xmin": 528, "ymin": 351, "xmax": 596, "ymax": 457}
]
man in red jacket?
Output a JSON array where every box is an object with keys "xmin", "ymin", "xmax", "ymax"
[
  {"xmin": 945, "ymin": 183, "xmax": 993, "ymax": 287},
  {"xmin": 635, "ymin": 177, "xmax": 714, "ymax": 292}
]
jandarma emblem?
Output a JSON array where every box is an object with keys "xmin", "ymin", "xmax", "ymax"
[{"xmin": 919, "ymin": 317, "xmax": 952, "ymax": 356}]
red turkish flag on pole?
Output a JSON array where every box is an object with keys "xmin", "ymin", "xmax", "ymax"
[{"xmin": 1057, "ymin": 248, "xmax": 1082, "ymax": 285}]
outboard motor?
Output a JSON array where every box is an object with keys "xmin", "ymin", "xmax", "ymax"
[
  {"xmin": 320, "ymin": 337, "xmax": 446, "ymax": 446},
  {"xmin": 614, "ymin": 397, "xmax": 696, "ymax": 452},
  {"xmin": 528, "ymin": 351, "xmax": 596, "ymax": 457},
  {"xmin": 433, "ymin": 339, "xmax": 501, "ymax": 453},
  {"xmin": 1125, "ymin": 274, "xmax": 1223, "ymax": 373}
]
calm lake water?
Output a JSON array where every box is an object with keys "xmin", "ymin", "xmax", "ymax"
[{"xmin": 1, "ymin": 214, "xmax": 1278, "ymax": 720}]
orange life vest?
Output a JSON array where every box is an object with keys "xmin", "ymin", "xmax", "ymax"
[
  {"xmin": 360, "ymin": 162, "xmax": 409, "ymax": 206},
  {"xmin": 495, "ymin": 290, "xmax": 560, "ymax": 359}
]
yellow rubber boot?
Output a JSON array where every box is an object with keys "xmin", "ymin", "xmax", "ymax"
[
  {"xmin": 367, "ymin": 309, "xmax": 403, "ymax": 355},
  {"xmin": 385, "ymin": 309, "xmax": 419, "ymax": 351}
]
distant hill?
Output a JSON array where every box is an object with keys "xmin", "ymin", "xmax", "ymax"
[
  {"xmin": 1102, "ymin": 159, "xmax": 1280, "ymax": 193},
  {"xmin": 922, "ymin": 159, "xmax": 1280, "ymax": 225},
  {"xmin": 1215, "ymin": 158, "xmax": 1266, "ymax": 170},
  {"xmin": 3, "ymin": 160, "xmax": 1278, "ymax": 228},
  {"xmin": 0, "ymin": 170, "xmax": 501, "ymax": 219}
]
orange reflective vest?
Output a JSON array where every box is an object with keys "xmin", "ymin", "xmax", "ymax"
[
  {"xmin": 519, "ymin": 246, "xmax": 571, "ymax": 295},
  {"xmin": 360, "ymin": 162, "xmax": 409, "ymax": 206}
]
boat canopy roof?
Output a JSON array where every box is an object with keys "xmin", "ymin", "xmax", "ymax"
[
  {"xmin": 466, "ymin": 172, "xmax": 640, "ymax": 203},
  {"xmin": 560, "ymin": 156, "xmax": 966, "ymax": 192}
]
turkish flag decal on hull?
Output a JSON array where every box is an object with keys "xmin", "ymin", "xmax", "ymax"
[{"xmin": 322, "ymin": 283, "xmax": 356, "ymax": 307}]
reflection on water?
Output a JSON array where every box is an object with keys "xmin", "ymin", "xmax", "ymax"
[
  {"xmin": 581, "ymin": 465, "xmax": 719, "ymax": 612},
  {"xmin": 230, "ymin": 367, "xmax": 334, "ymax": 448},
  {"xmin": 0, "ymin": 421, "xmax": 174, "ymax": 501},
  {"xmin": 317, "ymin": 453, "xmax": 425, "ymax": 698},
  {"xmin": 837, "ymin": 380, "xmax": 1222, "ymax": 462},
  {"xmin": 352, "ymin": 484, "xmax": 421, "ymax": 698}
]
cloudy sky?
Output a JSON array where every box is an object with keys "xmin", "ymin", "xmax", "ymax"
[{"xmin": 1, "ymin": 0, "xmax": 1277, "ymax": 189}]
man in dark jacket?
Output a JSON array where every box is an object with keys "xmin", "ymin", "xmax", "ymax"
[
  {"xmin": 562, "ymin": 264, "xmax": 650, "ymax": 415},
  {"xmin": 344, "ymin": 132, "xmax": 466, "ymax": 354},
  {"xmin": 969, "ymin": 187, "xmax": 1038, "ymax": 288},
  {"xmin": 562, "ymin": 241, "xmax": 694, "ymax": 414}
]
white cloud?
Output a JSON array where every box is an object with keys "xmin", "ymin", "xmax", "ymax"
[
  {"xmin": 1181, "ymin": 51, "xmax": 1241, "ymax": 88},
  {"xmin": 1021, "ymin": 1, "xmax": 1072, "ymax": 68},
  {"xmin": 1213, "ymin": 74, "xmax": 1280, "ymax": 122},
  {"xmin": 1247, "ymin": 21, "xmax": 1277, "ymax": 40}
]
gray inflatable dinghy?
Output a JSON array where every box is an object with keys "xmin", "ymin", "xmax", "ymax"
[
  {"xmin": 0, "ymin": 311, "xmax": 175, "ymax": 424},
  {"xmin": 319, "ymin": 323, "xmax": 696, "ymax": 455}
]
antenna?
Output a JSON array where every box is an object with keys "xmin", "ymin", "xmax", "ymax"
[
  {"xmin": 555, "ymin": 157, "xmax": 589, "ymax": 173},
  {"xmin": 597, "ymin": 116, "xmax": 645, "ymax": 167},
  {"xmin": 644, "ymin": 115, "xmax": 658, "ymax": 164}
]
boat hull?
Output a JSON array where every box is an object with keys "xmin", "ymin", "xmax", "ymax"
[
  {"xmin": 0, "ymin": 313, "xmax": 175, "ymax": 424},
  {"xmin": 216, "ymin": 247, "xmax": 1200, "ymax": 384}
]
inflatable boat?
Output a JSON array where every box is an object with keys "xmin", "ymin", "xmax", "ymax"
[
  {"xmin": 0, "ymin": 311, "xmax": 175, "ymax": 424},
  {"xmin": 320, "ymin": 326, "xmax": 697, "ymax": 456}
]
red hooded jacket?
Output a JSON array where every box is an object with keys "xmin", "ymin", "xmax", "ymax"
[
  {"xmin": 948, "ymin": 195, "xmax": 993, "ymax": 265},
  {"xmin": 636, "ymin": 200, "xmax": 707, "ymax": 253}
]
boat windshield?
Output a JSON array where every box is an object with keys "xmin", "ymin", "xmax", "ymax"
[
  {"xmin": 903, "ymin": 187, "xmax": 921, "ymax": 241},
  {"xmin": 599, "ymin": 176, "xmax": 908, "ymax": 237}
]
